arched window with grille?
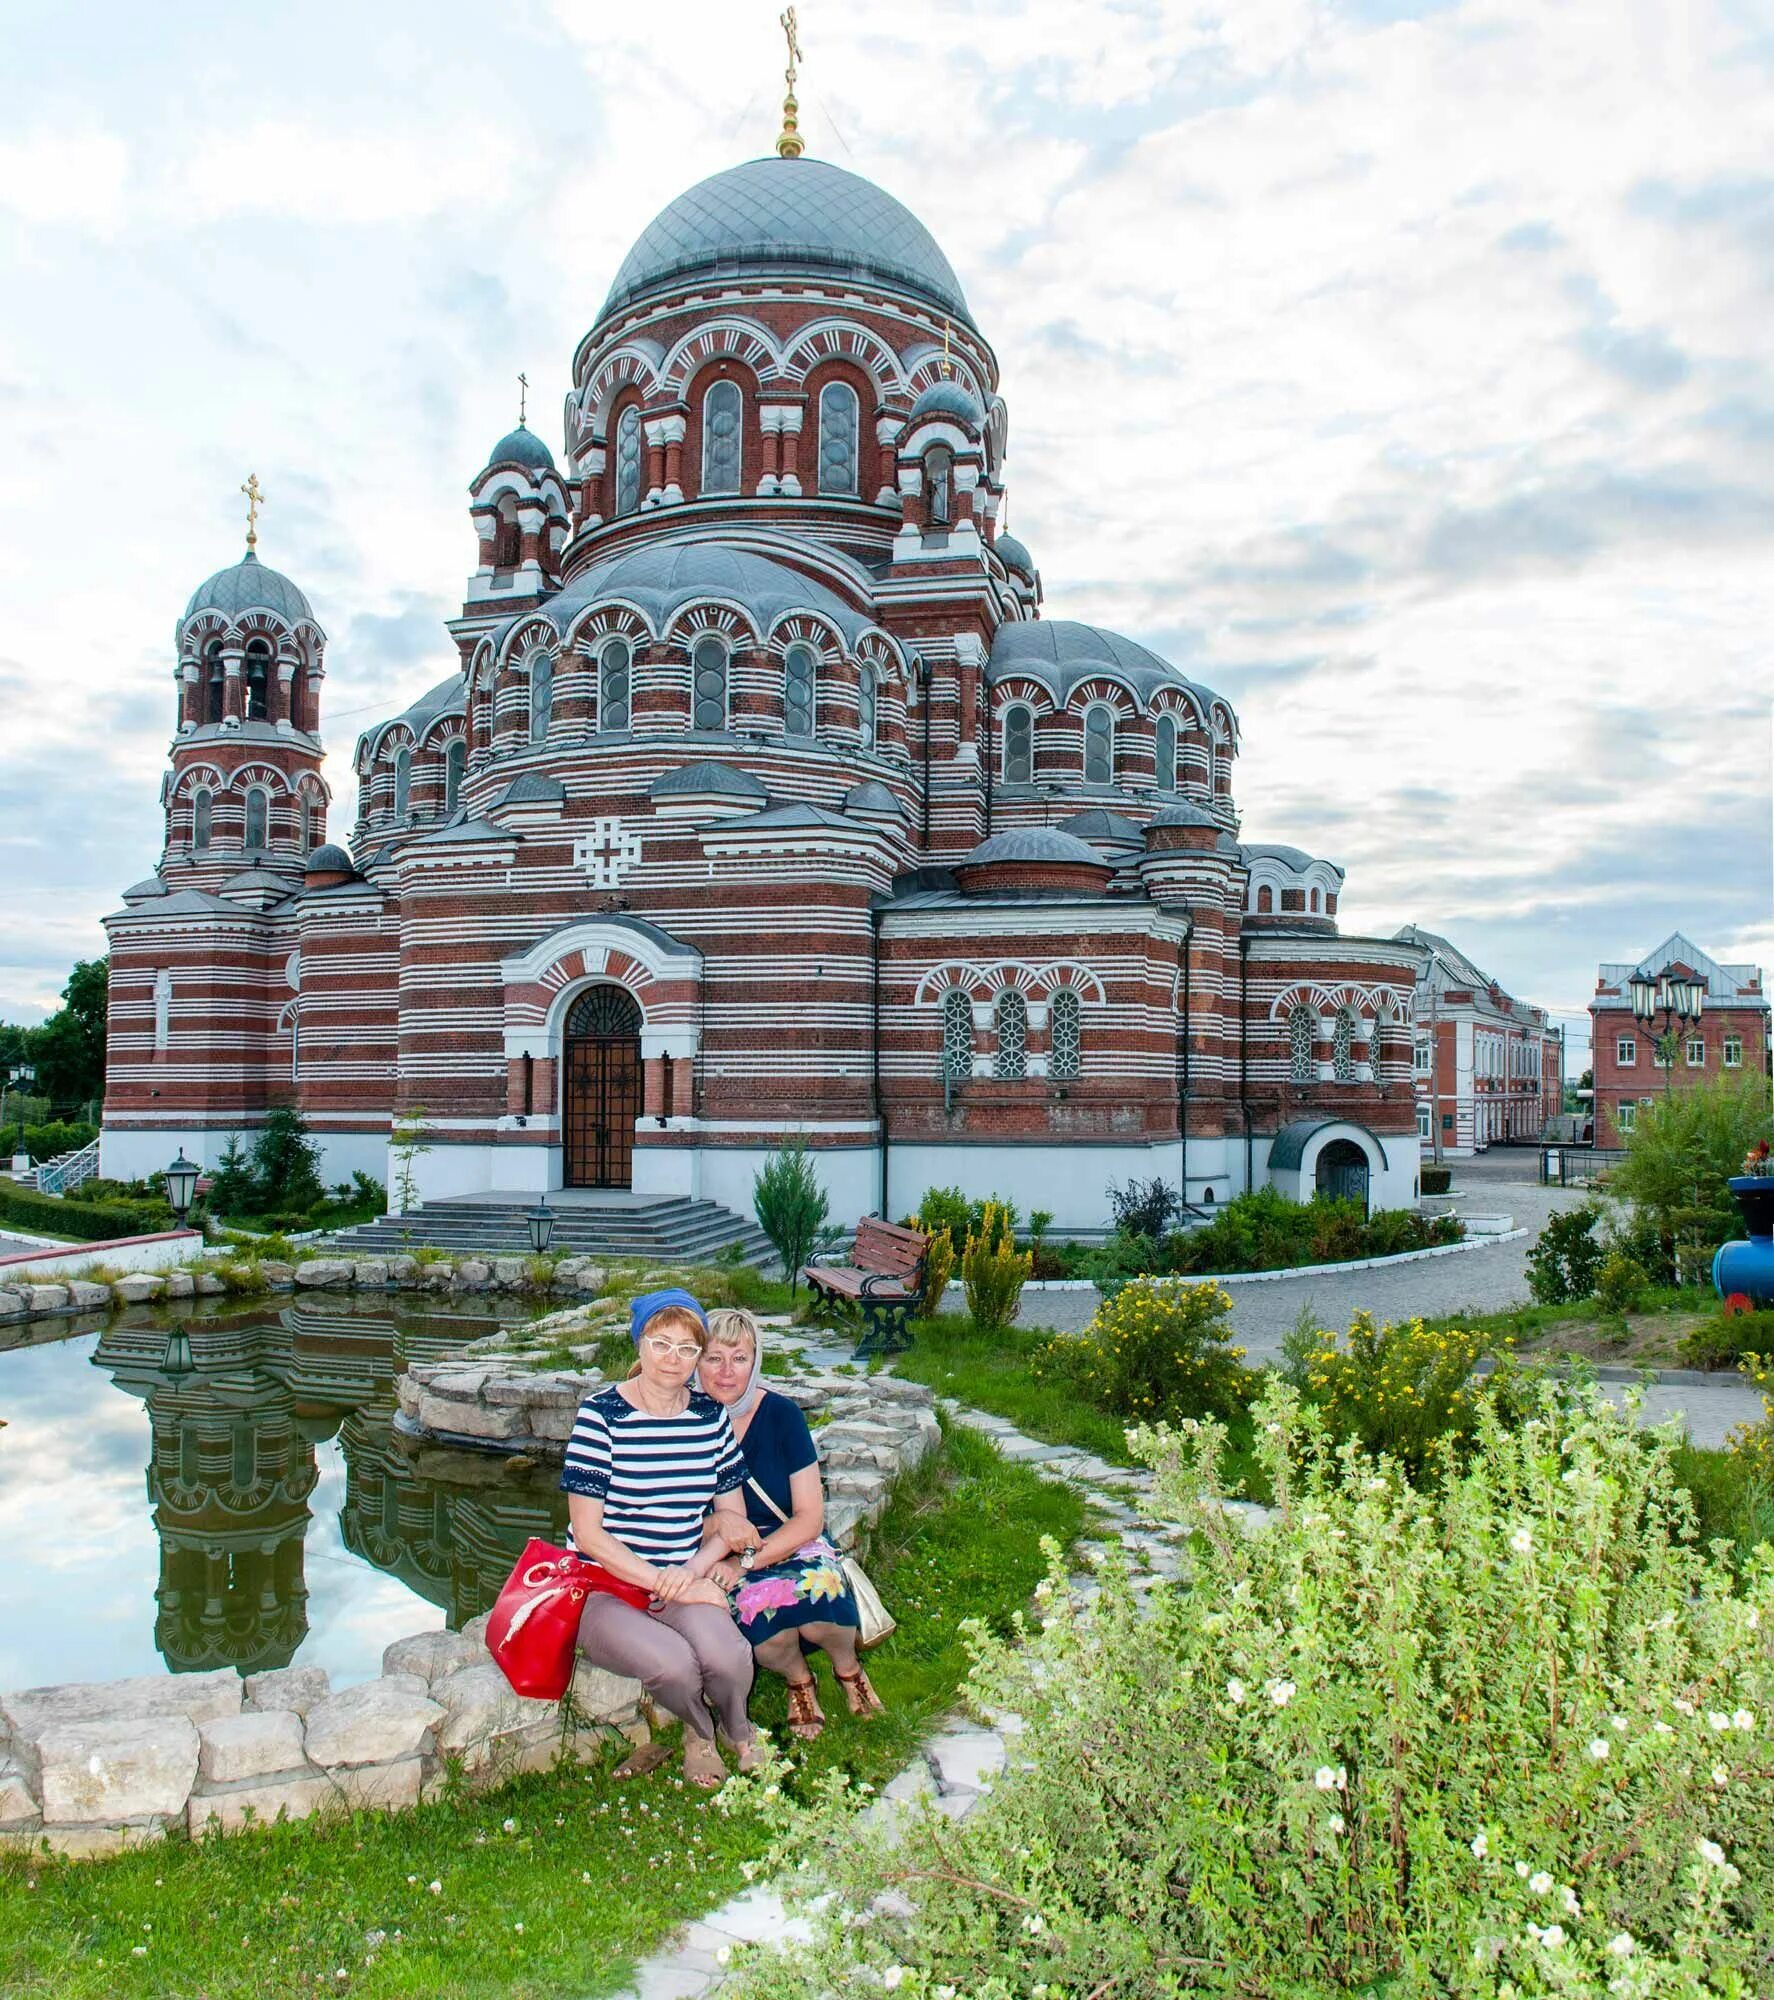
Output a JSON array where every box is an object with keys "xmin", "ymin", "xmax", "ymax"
[
  {"xmin": 599, "ymin": 636, "xmax": 631, "ymax": 731},
  {"xmin": 993, "ymin": 989, "xmax": 1028, "ymax": 1079},
  {"xmin": 192, "ymin": 786, "xmax": 213, "ymax": 852},
  {"xmin": 1049, "ymin": 988, "xmax": 1081, "ymax": 1080},
  {"xmin": 701, "ymin": 380, "xmax": 743, "ymax": 496},
  {"xmin": 784, "ymin": 641, "xmax": 816, "ymax": 736},
  {"xmin": 444, "ymin": 740, "xmax": 466, "ymax": 814},
  {"xmin": 1332, "ymin": 1005, "xmax": 1358, "ymax": 1082},
  {"xmin": 393, "ymin": 749, "xmax": 412, "ymax": 820},
  {"xmin": 243, "ymin": 785, "xmax": 269, "ymax": 851},
  {"xmin": 692, "ymin": 634, "xmax": 728, "ymax": 731},
  {"xmin": 614, "ymin": 404, "xmax": 643, "ymax": 516},
  {"xmin": 1084, "ymin": 704, "xmax": 1114, "ymax": 786},
  {"xmin": 1002, "ymin": 703, "xmax": 1033, "ymax": 785},
  {"xmin": 204, "ymin": 641, "xmax": 225, "ymax": 724},
  {"xmin": 1154, "ymin": 713, "xmax": 1178, "ymax": 793},
  {"xmin": 857, "ymin": 663, "xmax": 876, "ymax": 749},
  {"xmin": 818, "ymin": 381, "xmax": 859, "ymax": 496},
  {"xmin": 1289, "ymin": 1004, "xmax": 1316, "ymax": 1084},
  {"xmin": 244, "ymin": 638, "xmax": 271, "ymax": 721},
  {"xmin": 940, "ymin": 987, "xmax": 973, "ymax": 1082},
  {"xmin": 925, "ymin": 445, "xmax": 952, "ymax": 526},
  {"xmin": 528, "ymin": 649, "xmax": 553, "ymax": 745}
]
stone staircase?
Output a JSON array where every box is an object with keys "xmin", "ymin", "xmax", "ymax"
[{"xmin": 324, "ymin": 1193, "xmax": 775, "ymax": 1267}]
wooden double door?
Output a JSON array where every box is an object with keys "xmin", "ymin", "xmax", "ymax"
[{"xmin": 561, "ymin": 986, "xmax": 643, "ymax": 1189}]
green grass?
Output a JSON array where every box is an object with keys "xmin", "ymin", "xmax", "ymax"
[
  {"xmin": 1670, "ymin": 1442, "xmax": 1774, "ymax": 1572},
  {"xmin": 0, "ymin": 1425, "xmax": 1085, "ymax": 2000}
]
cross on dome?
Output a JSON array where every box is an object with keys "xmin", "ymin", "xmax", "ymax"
[
  {"xmin": 240, "ymin": 472, "xmax": 265, "ymax": 551},
  {"xmin": 777, "ymin": 7, "xmax": 804, "ymax": 158}
]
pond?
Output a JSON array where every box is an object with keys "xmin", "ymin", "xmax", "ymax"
[{"xmin": 0, "ymin": 1298, "xmax": 571, "ymax": 1694}]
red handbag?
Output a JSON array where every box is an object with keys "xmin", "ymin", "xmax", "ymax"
[{"xmin": 487, "ymin": 1538, "xmax": 653, "ymax": 1700}]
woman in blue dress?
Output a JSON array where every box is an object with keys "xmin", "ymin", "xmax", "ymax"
[{"xmin": 698, "ymin": 1307, "xmax": 884, "ymax": 1741}]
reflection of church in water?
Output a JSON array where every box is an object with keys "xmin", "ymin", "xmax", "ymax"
[{"xmin": 95, "ymin": 1302, "xmax": 561, "ymax": 1675}]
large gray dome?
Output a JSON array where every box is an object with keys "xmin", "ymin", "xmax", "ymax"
[
  {"xmin": 602, "ymin": 157, "xmax": 974, "ymax": 327},
  {"xmin": 183, "ymin": 550, "xmax": 314, "ymax": 627},
  {"xmin": 989, "ymin": 619, "xmax": 1224, "ymax": 716}
]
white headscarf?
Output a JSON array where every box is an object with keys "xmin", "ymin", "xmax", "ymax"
[{"xmin": 700, "ymin": 1307, "xmax": 766, "ymax": 1422}]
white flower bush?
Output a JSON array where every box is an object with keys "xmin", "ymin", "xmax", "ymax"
[{"xmin": 722, "ymin": 1382, "xmax": 1771, "ymax": 1999}]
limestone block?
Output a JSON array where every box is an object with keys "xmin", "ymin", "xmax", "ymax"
[
  {"xmin": 823, "ymin": 1496, "xmax": 868, "ymax": 1547},
  {"xmin": 62, "ymin": 1279, "xmax": 110, "ymax": 1310},
  {"xmin": 303, "ymin": 1679, "xmax": 441, "ymax": 1769},
  {"xmin": 188, "ymin": 1772, "xmax": 333, "ymax": 1837},
  {"xmin": 460, "ymin": 1612, "xmax": 493, "ymax": 1650},
  {"xmin": 415, "ymin": 1391, "xmax": 526, "ymax": 1441},
  {"xmin": 576, "ymin": 1266, "xmax": 609, "ymax": 1292},
  {"xmin": 330, "ymin": 1756, "xmax": 422, "ymax": 1811},
  {"xmin": 161, "ymin": 1271, "xmax": 196, "ymax": 1301},
  {"xmin": 194, "ymin": 1272, "xmax": 228, "ymax": 1296},
  {"xmin": 27, "ymin": 1285, "xmax": 69, "ymax": 1312},
  {"xmin": 530, "ymin": 1400, "xmax": 580, "ymax": 1443},
  {"xmin": 243, "ymin": 1666, "xmax": 331, "ymax": 1717},
  {"xmin": 352, "ymin": 1260, "xmax": 389, "ymax": 1288},
  {"xmin": 569, "ymin": 1658, "xmax": 645, "ymax": 1722},
  {"xmin": 198, "ymin": 1710, "xmax": 308, "ymax": 1784},
  {"xmin": 928, "ymin": 1729, "xmax": 1007, "ymax": 1793},
  {"xmin": 456, "ymin": 1259, "xmax": 492, "ymax": 1288},
  {"xmin": 430, "ymin": 1663, "xmax": 555, "ymax": 1758},
  {"xmin": 394, "ymin": 1374, "xmax": 423, "ymax": 1421},
  {"xmin": 259, "ymin": 1260, "xmax": 295, "ymax": 1286},
  {"xmin": 32, "ymin": 1821, "xmax": 167, "ymax": 1860},
  {"xmin": 0, "ymin": 1756, "xmax": 38, "ymax": 1828},
  {"xmin": 493, "ymin": 1257, "xmax": 527, "ymax": 1287},
  {"xmin": 110, "ymin": 1277, "xmax": 163, "ymax": 1304},
  {"xmin": 2, "ymin": 1668, "xmax": 240, "ymax": 1751},
  {"xmin": 36, "ymin": 1714, "xmax": 200, "ymax": 1825},
  {"xmin": 293, "ymin": 1259, "xmax": 353, "ymax": 1289},
  {"xmin": 381, "ymin": 1630, "xmax": 485, "ymax": 1686},
  {"xmin": 387, "ymin": 1255, "xmax": 417, "ymax": 1285},
  {"xmin": 420, "ymin": 1264, "xmax": 454, "ymax": 1290}
]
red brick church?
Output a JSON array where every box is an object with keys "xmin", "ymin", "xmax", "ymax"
[{"xmin": 101, "ymin": 122, "xmax": 1425, "ymax": 1228}]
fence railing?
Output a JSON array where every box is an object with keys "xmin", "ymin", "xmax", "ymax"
[
  {"xmin": 1537, "ymin": 1146, "xmax": 1628, "ymax": 1187},
  {"xmin": 33, "ymin": 1138, "xmax": 102, "ymax": 1196}
]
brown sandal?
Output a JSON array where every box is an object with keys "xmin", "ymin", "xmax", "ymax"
[
  {"xmin": 785, "ymin": 1677, "xmax": 825, "ymax": 1741},
  {"xmin": 835, "ymin": 1667, "xmax": 886, "ymax": 1719},
  {"xmin": 682, "ymin": 1735, "xmax": 728, "ymax": 1789}
]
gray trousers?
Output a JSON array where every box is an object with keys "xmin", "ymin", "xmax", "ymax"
[{"xmin": 577, "ymin": 1593, "xmax": 756, "ymax": 1743}]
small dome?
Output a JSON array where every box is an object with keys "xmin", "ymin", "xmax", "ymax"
[
  {"xmin": 183, "ymin": 549, "xmax": 313, "ymax": 627},
  {"xmin": 962, "ymin": 827, "xmax": 1107, "ymax": 869},
  {"xmin": 481, "ymin": 424, "xmax": 556, "ymax": 476},
  {"xmin": 1148, "ymin": 803, "xmax": 1220, "ymax": 829},
  {"xmin": 1060, "ymin": 808, "xmax": 1143, "ymax": 846},
  {"xmin": 121, "ymin": 876, "xmax": 169, "ymax": 903},
  {"xmin": 843, "ymin": 779, "xmax": 905, "ymax": 818},
  {"xmin": 304, "ymin": 843, "xmax": 354, "ymax": 875},
  {"xmin": 909, "ymin": 379, "xmax": 984, "ymax": 429},
  {"xmin": 995, "ymin": 533, "xmax": 1035, "ymax": 578},
  {"xmin": 650, "ymin": 761, "xmax": 769, "ymax": 801}
]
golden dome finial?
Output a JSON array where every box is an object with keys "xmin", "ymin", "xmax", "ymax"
[
  {"xmin": 240, "ymin": 472, "xmax": 265, "ymax": 552},
  {"xmin": 776, "ymin": 7, "xmax": 805, "ymax": 158}
]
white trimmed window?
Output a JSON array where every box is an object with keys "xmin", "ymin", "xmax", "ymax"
[
  {"xmin": 1685, "ymin": 1037, "xmax": 1706, "ymax": 1067},
  {"xmin": 817, "ymin": 381, "xmax": 859, "ymax": 497},
  {"xmin": 1616, "ymin": 1036, "xmax": 1637, "ymax": 1066},
  {"xmin": 1289, "ymin": 1004, "xmax": 1316, "ymax": 1084},
  {"xmin": 940, "ymin": 988, "xmax": 973, "ymax": 1081},
  {"xmin": 1003, "ymin": 703, "xmax": 1033, "ymax": 785},
  {"xmin": 692, "ymin": 635, "xmax": 728, "ymax": 731},
  {"xmin": 1618, "ymin": 1102, "xmax": 1637, "ymax": 1133},
  {"xmin": 701, "ymin": 380, "xmax": 743, "ymax": 496},
  {"xmin": 1416, "ymin": 1103, "xmax": 1432, "ymax": 1142},
  {"xmin": 1154, "ymin": 712, "xmax": 1177, "ymax": 793},
  {"xmin": 244, "ymin": 638, "xmax": 272, "ymax": 721},
  {"xmin": 1414, "ymin": 1039, "xmax": 1432, "ymax": 1074},
  {"xmin": 857, "ymin": 663, "xmax": 877, "ymax": 749},
  {"xmin": 528, "ymin": 650, "xmax": 553, "ymax": 745},
  {"xmin": 1332, "ymin": 1005, "xmax": 1358, "ymax": 1083},
  {"xmin": 1049, "ymin": 988, "xmax": 1081, "ymax": 1080},
  {"xmin": 784, "ymin": 641, "xmax": 817, "ymax": 736},
  {"xmin": 925, "ymin": 446, "xmax": 953, "ymax": 526},
  {"xmin": 615, "ymin": 404, "xmax": 643, "ymax": 516},
  {"xmin": 993, "ymin": 990, "xmax": 1028, "ymax": 1079},
  {"xmin": 1083, "ymin": 704, "xmax": 1114, "ymax": 786},
  {"xmin": 244, "ymin": 785, "xmax": 269, "ymax": 850},
  {"xmin": 444, "ymin": 741, "xmax": 465, "ymax": 814},
  {"xmin": 393, "ymin": 751, "xmax": 411, "ymax": 821},
  {"xmin": 599, "ymin": 636, "xmax": 631, "ymax": 731},
  {"xmin": 1724, "ymin": 1036, "xmax": 1744, "ymax": 1067},
  {"xmin": 192, "ymin": 786, "xmax": 213, "ymax": 852}
]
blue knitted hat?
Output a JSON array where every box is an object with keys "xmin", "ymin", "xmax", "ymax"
[{"xmin": 629, "ymin": 1286, "xmax": 708, "ymax": 1344}]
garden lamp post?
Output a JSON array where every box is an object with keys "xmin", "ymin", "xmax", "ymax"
[
  {"xmin": 164, "ymin": 1150, "xmax": 200, "ymax": 1226},
  {"xmin": 526, "ymin": 1195, "xmax": 554, "ymax": 1255},
  {"xmin": 162, "ymin": 1325, "xmax": 195, "ymax": 1381},
  {"xmin": 1629, "ymin": 971, "xmax": 1706, "ymax": 1097}
]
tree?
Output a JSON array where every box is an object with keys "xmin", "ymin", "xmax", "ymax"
[
  {"xmin": 249, "ymin": 1107, "xmax": 327, "ymax": 1214},
  {"xmin": 752, "ymin": 1138, "xmax": 829, "ymax": 1294},
  {"xmin": 1609, "ymin": 1071, "xmax": 1774, "ymax": 1276},
  {"xmin": 28, "ymin": 958, "xmax": 109, "ymax": 1109},
  {"xmin": 206, "ymin": 1133, "xmax": 257, "ymax": 1216},
  {"xmin": 389, "ymin": 1107, "xmax": 433, "ymax": 1216}
]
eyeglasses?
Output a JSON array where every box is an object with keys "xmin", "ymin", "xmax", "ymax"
[{"xmin": 642, "ymin": 1335, "xmax": 704, "ymax": 1362}]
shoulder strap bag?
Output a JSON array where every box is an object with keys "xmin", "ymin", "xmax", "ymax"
[{"xmin": 745, "ymin": 1476, "xmax": 896, "ymax": 1650}]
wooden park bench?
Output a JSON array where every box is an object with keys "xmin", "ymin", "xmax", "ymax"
[{"xmin": 805, "ymin": 1216, "xmax": 930, "ymax": 1357}]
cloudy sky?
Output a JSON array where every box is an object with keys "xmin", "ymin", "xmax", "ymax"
[{"xmin": 1, "ymin": 0, "xmax": 1768, "ymax": 1069}]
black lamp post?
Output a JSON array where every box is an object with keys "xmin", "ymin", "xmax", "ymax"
[
  {"xmin": 1629, "ymin": 971, "xmax": 1706, "ymax": 1097},
  {"xmin": 526, "ymin": 1194, "xmax": 555, "ymax": 1255},
  {"xmin": 164, "ymin": 1150, "xmax": 200, "ymax": 1226},
  {"xmin": 162, "ymin": 1325, "xmax": 195, "ymax": 1381}
]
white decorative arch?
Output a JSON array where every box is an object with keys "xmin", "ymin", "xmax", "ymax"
[
  {"xmin": 577, "ymin": 342, "xmax": 665, "ymax": 439},
  {"xmin": 913, "ymin": 960, "xmax": 1108, "ymax": 1006},
  {"xmin": 661, "ymin": 317, "xmax": 783, "ymax": 396},
  {"xmin": 781, "ymin": 319, "xmax": 906, "ymax": 394},
  {"xmin": 661, "ymin": 598, "xmax": 765, "ymax": 649}
]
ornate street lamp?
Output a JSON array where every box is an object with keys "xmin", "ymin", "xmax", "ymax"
[
  {"xmin": 1630, "ymin": 970, "xmax": 1706, "ymax": 1095},
  {"xmin": 164, "ymin": 1150, "xmax": 200, "ymax": 1226},
  {"xmin": 526, "ymin": 1195, "xmax": 555, "ymax": 1255},
  {"xmin": 162, "ymin": 1325, "xmax": 195, "ymax": 1380}
]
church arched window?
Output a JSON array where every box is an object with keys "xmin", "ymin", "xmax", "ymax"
[
  {"xmin": 940, "ymin": 988, "xmax": 973, "ymax": 1082},
  {"xmin": 192, "ymin": 787, "xmax": 213, "ymax": 852},
  {"xmin": 204, "ymin": 641, "xmax": 226, "ymax": 725},
  {"xmin": 444, "ymin": 740, "xmax": 465, "ymax": 814},
  {"xmin": 925, "ymin": 445, "xmax": 953, "ymax": 527},
  {"xmin": 784, "ymin": 641, "xmax": 817, "ymax": 736},
  {"xmin": 599, "ymin": 636, "xmax": 631, "ymax": 731},
  {"xmin": 857, "ymin": 663, "xmax": 877, "ymax": 749},
  {"xmin": 393, "ymin": 749, "xmax": 412, "ymax": 820},
  {"xmin": 1049, "ymin": 988, "xmax": 1081, "ymax": 1080},
  {"xmin": 1084, "ymin": 704, "xmax": 1114, "ymax": 786},
  {"xmin": 1289, "ymin": 1004, "xmax": 1316, "ymax": 1084},
  {"xmin": 692, "ymin": 635, "xmax": 728, "ymax": 731},
  {"xmin": 244, "ymin": 639, "xmax": 271, "ymax": 721},
  {"xmin": 993, "ymin": 990, "xmax": 1028, "ymax": 1079},
  {"xmin": 1333, "ymin": 1006, "xmax": 1358, "ymax": 1083},
  {"xmin": 243, "ymin": 785, "xmax": 269, "ymax": 851},
  {"xmin": 493, "ymin": 499, "xmax": 521, "ymax": 569},
  {"xmin": 528, "ymin": 649, "xmax": 553, "ymax": 745},
  {"xmin": 299, "ymin": 792, "xmax": 314, "ymax": 853},
  {"xmin": 615, "ymin": 404, "xmax": 643, "ymax": 517},
  {"xmin": 818, "ymin": 381, "xmax": 859, "ymax": 496},
  {"xmin": 1256, "ymin": 884, "xmax": 1274, "ymax": 914},
  {"xmin": 701, "ymin": 380, "xmax": 743, "ymax": 496},
  {"xmin": 1154, "ymin": 713, "xmax": 1177, "ymax": 793},
  {"xmin": 1002, "ymin": 703, "xmax": 1034, "ymax": 785}
]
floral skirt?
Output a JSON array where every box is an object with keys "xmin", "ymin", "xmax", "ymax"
[{"xmin": 731, "ymin": 1538, "xmax": 859, "ymax": 1646}]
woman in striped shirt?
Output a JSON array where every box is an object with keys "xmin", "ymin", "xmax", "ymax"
[{"xmin": 563, "ymin": 1288, "xmax": 761, "ymax": 1788}]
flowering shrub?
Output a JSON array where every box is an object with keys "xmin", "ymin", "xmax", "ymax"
[
  {"xmin": 960, "ymin": 1199, "xmax": 1031, "ymax": 1333},
  {"xmin": 723, "ymin": 1383, "xmax": 1773, "ymax": 1999},
  {"xmin": 1030, "ymin": 1278, "xmax": 1251, "ymax": 1422},
  {"xmin": 1730, "ymin": 1353, "xmax": 1774, "ymax": 1481},
  {"xmin": 911, "ymin": 1213, "xmax": 956, "ymax": 1318}
]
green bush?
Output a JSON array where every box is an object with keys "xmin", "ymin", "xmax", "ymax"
[
  {"xmin": 751, "ymin": 1138, "xmax": 829, "ymax": 1295},
  {"xmin": 1594, "ymin": 1248, "xmax": 1650, "ymax": 1316},
  {"xmin": 728, "ymin": 1381, "xmax": 1774, "ymax": 1999},
  {"xmin": 1526, "ymin": 1199, "xmax": 1606, "ymax": 1303},
  {"xmin": 959, "ymin": 1199, "xmax": 1030, "ymax": 1333},
  {"xmin": 0, "ymin": 1182, "xmax": 174, "ymax": 1243},
  {"xmin": 1032, "ymin": 1277, "xmax": 1251, "ymax": 1423},
  {"xmin": 1682, "ymin": 1307, "xmax": 1774, "ymax": 1370},
  {"xmin": 250, "ymin": 1107, "xmax": 326, "ymax": 1215},
  {"xmin": 1420, "ymin": 1162, "xmax": 1452, "ymax": 1194},
  {"xmin": 910, "ymin": 1210, "xmax": 956, "ymax": 1317},
  {"xmin": 1611, "ymin": 1073, "xmax": 1774, "ymax": 1278},
  {"xmin": 0, "ymin": 1120, "xmax": 98, "ymax": 1165},
  {"xmin": 910, "ymin": 1184, "xmax": 972, "ymax": 1252},
  {"xmin": 1161, "ymin": 1188, "xmax": 1458, "ymax": 1276}
]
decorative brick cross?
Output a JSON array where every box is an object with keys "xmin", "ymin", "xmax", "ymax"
[{"xmin": 573, "ymin": 817, "xmax": 641, "ymax": 887}]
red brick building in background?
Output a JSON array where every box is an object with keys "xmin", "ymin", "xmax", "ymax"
[
  {"xmin": 1591, "ymin": 933, "xmax": 1769, "ymax": 1148},
  {"xmin": 100, "ymin": 144, "xmax": 1426, "ymax": 1226},
  {"xmin": 1393, "ymin": 926, "xmax": 1562, "ymax": 1158}
]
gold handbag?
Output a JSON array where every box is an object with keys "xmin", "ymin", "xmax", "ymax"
[{"xmin": 745, "ymin": 1476, "xmax": 896, "ymax": 1649}]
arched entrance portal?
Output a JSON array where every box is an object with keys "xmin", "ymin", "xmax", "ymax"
[
  {"xmin": 1315, "ymin": 1139, "xmax": 1371, "ymax": 1213},
  {"xmin": 562, "ymin": 985, "xmax": 643, "ymax": 1189}
]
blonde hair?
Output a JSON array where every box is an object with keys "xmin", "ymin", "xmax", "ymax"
[
  {"xmin": 703, "ymin": 1306, "xmax": 761, "ymax": 1357},
  {"xmin": 627, "ymin": 1303, "xmax": 710, "ymax": 1378}
]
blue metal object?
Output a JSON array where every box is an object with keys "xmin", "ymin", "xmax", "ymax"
[{"xmin": 1713, "ymin": 1176, "xmax": 1774, "ymax": 1305}]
